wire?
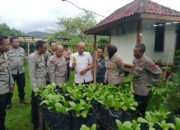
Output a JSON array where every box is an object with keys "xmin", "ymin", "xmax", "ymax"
[{"xmin": 61, "ymin": 0, "xmax": 105, "ymax": 18}]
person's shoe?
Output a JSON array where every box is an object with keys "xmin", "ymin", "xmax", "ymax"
[
  {"xmin": 6, "ymin": 103, "xmax": 12, "ymax": 109},
  {"xmin": 19, "ymin": 99, "xmax": 27, "ymax": 104}
]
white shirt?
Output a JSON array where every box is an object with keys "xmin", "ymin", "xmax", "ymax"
[{"xmin": 69, "ymin": 51, "xmax": 93, "ymax": 83}]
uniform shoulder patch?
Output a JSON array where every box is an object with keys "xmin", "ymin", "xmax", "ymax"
[
  {"xmin": 150, "ymin": 63, "xmax": 157, "ymax": 70},
  {"xmin": 48, "ymin": 56, "xmax": 55, "ymax": 64},
  {"xmin": 138, "ymin": 60, "xmax": 144, "ymax": 65}
]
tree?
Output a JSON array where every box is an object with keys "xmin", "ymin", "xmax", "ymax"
[
  {"xmin": 0, "ymin": 23, "xmax": 23, "ymax": 36},
  {"xmin": 53, "ymin": 12, "xmax": 97, "ymax": 43}
]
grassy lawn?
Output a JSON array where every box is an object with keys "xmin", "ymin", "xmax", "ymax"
[
  {"xmin": 6, "ymin": 60, "xmax": 33, "ymax": 130},
  {"xmin": 6, "ymin": 60, "xmax": 74, "ymax": 130}
]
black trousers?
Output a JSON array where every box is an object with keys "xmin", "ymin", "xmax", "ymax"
[
  {"xmin": 31, "ymin": 91, "xmax": 39, "ymax": 128},
  {"xmin": 134, "ymin": 94, "xmax": 148, "ymax": 117},
  {"xmin": 75, "ymin": 80, "xmax": 92, "ymax": 86},
  {"xmin": 96, "ymin": 77, "xmax": 105, "ymax": 84},
  {"xmin": 0, "ymin": 93, "xmax": 8, "ymax": 130},
  {"xmin": 7, "ymin": 72, "xmax": 25, "ymax": 103},
  {"xmin": 66, "ymin": 63, "xmax": 70, "ymax": 81}
]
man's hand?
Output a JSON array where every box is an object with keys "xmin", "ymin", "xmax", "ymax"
[
  {"xmin": 71, "ymin": 62, "xmax": 76, "ymax": 71},
  {"xmin": 72, "ymin": 62, "xmax": 76, "ymax": 68},
  {"xmin": 116, "ymin": 59, "xmax": 123, "ymax": 66},
  {"xmin": 80, "ymin": 64, "xmax": 92, "ymax": 75},
  {"xmin": 80, "ymin": 68, "xmax": 87, "ymax": 75},
  {"xmin": 10, "ymin": 84, "xmax": 14, "ymax": 93},
  {"xmin": 72, "ymin": 57, "xmax": 76, "ymax": 69}
]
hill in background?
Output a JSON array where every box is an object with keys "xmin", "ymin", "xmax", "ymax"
[{"xmin": 26, "ymin": 31, "xmax": 52, "ymax": 38}]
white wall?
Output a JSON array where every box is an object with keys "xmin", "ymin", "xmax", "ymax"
[
  {"xmin": 111, "ymin": 21, "xmax": 137, "ymax": 64},
  {"xmin": 142, "ymin": 22, "xmax": 176, "ymax": 65},
  {"xmin": 111, "ymin": 20, "xmax": 176, "ymax": 65}
]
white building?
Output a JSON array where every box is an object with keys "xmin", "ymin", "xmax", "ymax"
[{"xmin": 85, "ymin": 0, "xmax": 180, "ymax": 65}]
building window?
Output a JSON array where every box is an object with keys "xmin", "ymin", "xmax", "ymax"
[{"xmin": 154, "ymin": 23, "xmax": 165, "ymax": 52}]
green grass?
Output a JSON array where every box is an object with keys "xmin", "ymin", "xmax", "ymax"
[
  {"xmin": 6, "ymin": 60, "xmax": 74, "ymax": 130},
  {"xmin": 6, "ymin": 60, "xmax": 33, "ymax": 130}
]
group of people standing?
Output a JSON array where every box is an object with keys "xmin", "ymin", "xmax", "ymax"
[
  {"xmin": 28, "ymin": 40, "xmax": 162, "ymax": 130},
  {"xmin": 0, "ymin": 34, "xmax": 162, "ymax": 130}
]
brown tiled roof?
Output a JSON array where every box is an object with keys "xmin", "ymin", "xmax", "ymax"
[{"xmin": 85, "ymin": 0, "xmax": 180, "ymax": 34}]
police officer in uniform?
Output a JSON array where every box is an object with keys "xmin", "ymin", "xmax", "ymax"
[
  {"xmin": 44, "ymin": 41, "xmax": 57, "ymax": 84},
  {"xmin": 6, "ymin": 37, "xmax": 26, "ymax": 108},
  {"xmin": 28, "ymin": 40, "xmax": 47, "ymax": 130},
  {"xmin": 0, "ymin": 35, "xmax": 14, "ymax": 130},
  {"xmin": 44, "ymin": 41, "xmax": 57, "ymax": 65},
  {"xmin": 105, "ymin": 44, "xmax": 125, "ymax": 85},
  {"xmin": 48, "ymin": 45, "xmax": 67, "ymax": 86},
  {"xmin": 132, "ymin": 43, "xmax": 162, "ymax": 116}
]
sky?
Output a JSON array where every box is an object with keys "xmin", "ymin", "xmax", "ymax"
[{"xmin": 0, "ymin": 0, "xmax": 180, "ymax": 33}]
